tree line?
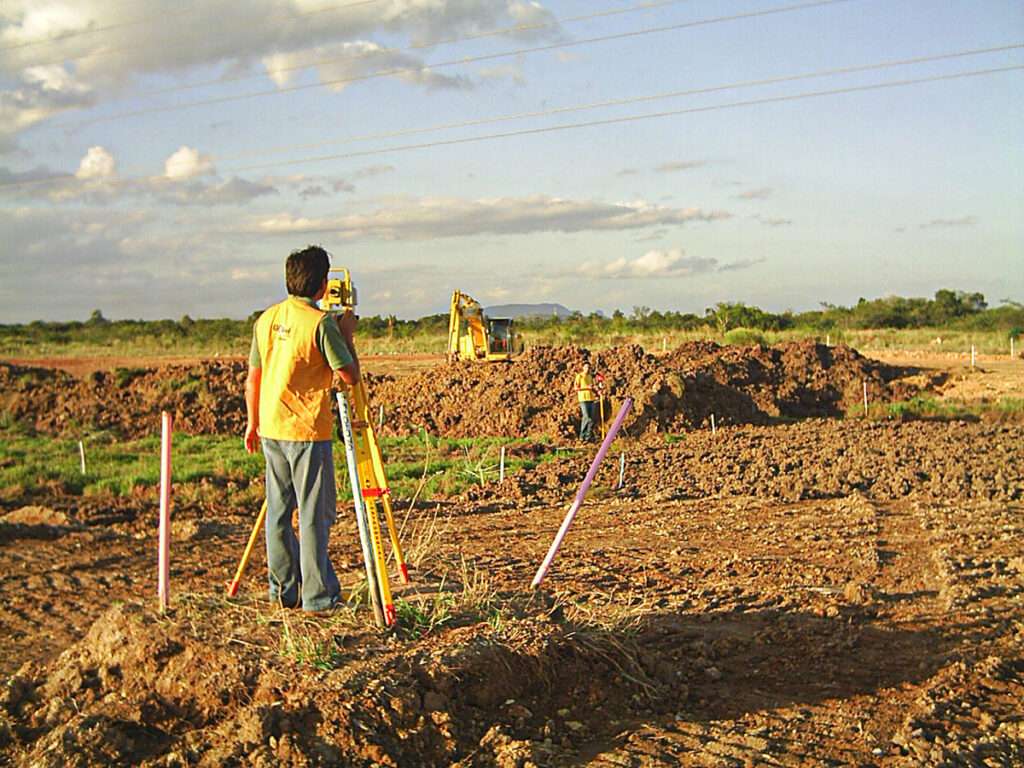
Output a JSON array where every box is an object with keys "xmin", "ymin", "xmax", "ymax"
[{"xmin": 1, "ymin": 290, "xmax": 1020, "ymax": 349}]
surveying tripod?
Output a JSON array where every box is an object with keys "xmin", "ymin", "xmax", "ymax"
[{"xmin": 227, "ymin": 268, "xmax": 410, "ymax": 629}]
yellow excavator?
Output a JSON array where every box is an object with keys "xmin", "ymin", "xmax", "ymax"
[{"xmin": 447, "ymin": 290, "xmax": 519, "ymax": 362}]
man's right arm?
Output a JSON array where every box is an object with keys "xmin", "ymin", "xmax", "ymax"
[
  {"xmin": 320, "ymin": 310, "xmax": 360, "ymax": 385},
  {"xmin": 336, "ymin": 309, "xmax": 360, "ymax": 385}
]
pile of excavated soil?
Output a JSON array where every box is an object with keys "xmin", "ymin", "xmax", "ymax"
[
  {"xmin": 0, "ymin": 362, "xmax": 248, "ymax": 439},
  {"xmin": 371, "ymin": 340, "xmax": 924, "ymax": 440},
  {"xmin": 2, "ymin": 341, "xmax": 921, "ymax": 440}
]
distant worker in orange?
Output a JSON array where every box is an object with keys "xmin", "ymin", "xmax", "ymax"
[{"xmin": 574, "ymin": 362, "xmax": 603, "ymax": 442}]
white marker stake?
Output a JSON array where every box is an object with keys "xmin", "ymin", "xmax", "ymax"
[
  {"xmin": 662, "ymin": 337, "xmax": 667, "ymax": 352},
  {"xmin": 971, "ymin": 345, "xmax": 976, "ymax": 369},
  {"xmin": 826, "ymin": 333, "xmax": 831, "ymax": 347},
  {"xmin": 78, "ymin": 440, "xmax": 86, "ymax": 475},
  {"xmin": 499, "ymin": 445, "xmax": 506, "ymax": 483},
  {"xmin": 618, "ymin": 452, "xmax": 625, "ymax": 490},
  {"xmin": 378, "ymin": 404, "xmax": 384, "ymax": 431},
  {"xmin": 158, "ymin": 412, "xmax": 172, "ymax": 612},
  {"xmin": 710, "ymin": 413, "xmax": 717, "ymax": 435},
  {"xmin": 863, "ymin": 381, "xmax": 869, "ymax": 418}
]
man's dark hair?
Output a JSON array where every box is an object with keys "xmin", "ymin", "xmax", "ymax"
[{"xmin": 286, "ymin": 245, "xmax": 330, "ymax": 298}]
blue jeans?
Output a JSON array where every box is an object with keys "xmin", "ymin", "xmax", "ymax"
[
  {"xmin": 262, "ymin": 438, "xmax": 340, "ymax": 611},
  {"xmin": 579, "ymin": 401, "xmax": 597, "ymax": 441}
]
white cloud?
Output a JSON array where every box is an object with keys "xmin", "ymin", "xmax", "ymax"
[
  {"xmin": 655, "ymin": 160, "xmax": 706, "ymax": 173},
  {"xmin": 75, "ymin": 146, "xmax": 116, "ymax": 180},
  {"xmin": 921, "ymin": 216, "xmax": 977, "ymax": 229},
  {"xmin": 0, "ymin": 64, "xmax": 94, "ymax": 152},
  {"xmin": 736, "ymin": 187, "xmax": 773, "ymax": 200},
  {"xmin": 164, "ymin": 146, "xmax": 215, "ymax": 180},
  {"xmin": 595, "ymin": 249, "xmax": 719, "ymax": 279},
  {"xmin": 583, "ymin": 249, "xmax": 765, "ymax": 279},
  {"xmin": 262, "ymin": 40, "xmax": 470, "ymax": 93},
  {"xmin": 251, "ymin": 195, "xmax": 732, "ymax": 240},
  {"xmin": 751, "ymin": 214, "xmax": 792, "ymax": 227},
  {"xmin": 0, "ymin": 1, "xmax": 557, "ymax": 146}
]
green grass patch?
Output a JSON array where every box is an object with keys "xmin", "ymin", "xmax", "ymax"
[
  {"xmin": 883, "ymin": 395, "xmax": 1024, "ymax": 422},
  {"xmin": 0, "ymin": 427, "xmax": 560, "ymax": 502}
]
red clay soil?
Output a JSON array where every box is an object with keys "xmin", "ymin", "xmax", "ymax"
[
  {"xmin": 0, "ymin": 420, "xmax": 1021, "ymax": 766},
  {"xmin": 1, "ymin": 344, "xmax": 1021, "ymax": 766},
  {"xmin": 0, "ymin": 341, "xmax": 931, "ymax": 441}
]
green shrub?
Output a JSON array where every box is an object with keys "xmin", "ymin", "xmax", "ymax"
[{"xmin": 724, "ymin": 328, "xmax": 767, "ymax": 346}]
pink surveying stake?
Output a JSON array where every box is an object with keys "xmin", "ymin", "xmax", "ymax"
[
  {"xmin": 531, "ymin": 398, "xmax": 633, "ymax": 589},
  {"xmin": 158, "ymin": 411, "xmax": 173, "ymax": 611}
]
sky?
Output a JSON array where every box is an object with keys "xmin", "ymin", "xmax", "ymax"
[{"xmin": 0, "ymin": 0, "xmax": 1021, "ymax": 322}]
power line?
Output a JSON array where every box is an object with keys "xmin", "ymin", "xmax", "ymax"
[
  {"xmin": 3, "ymin": 64, "xmax": 1018, "ymax": 192},
  {"xmin": 214, "ymin": 44, "xmax": 1023, "ymax": 164},
  {"xmin": 1, "ymin": 0, "xmax": 383, "ymax": 55},
  {"xmin": 143, "ymin": 0, "xmax": 697, "ymax": 100},
  {"xmin": 60, "ymin": 0, "xmax": 853, "ymax": 129},
  {"xmin": 221, "ymin": 65, "xmax": 1023, "ymax": 174}
]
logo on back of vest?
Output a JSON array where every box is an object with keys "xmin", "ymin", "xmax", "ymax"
[{"xmin": 272, "ymin": 323, "xmax": 291, "ymax": 341}]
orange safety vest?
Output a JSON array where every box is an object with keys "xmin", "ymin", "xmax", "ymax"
[
  {"xmin": 575, "ymin": 372, "xmax": 597, "ymax": 403},
  {"xmin": 254, "ymin": 297, "xmax": 334, "ymax": 441}
]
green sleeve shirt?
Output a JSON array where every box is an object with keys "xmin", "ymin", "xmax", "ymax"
[{"xmin": 249, "ymin": 297, "xmax": 355, "ymax": 372}]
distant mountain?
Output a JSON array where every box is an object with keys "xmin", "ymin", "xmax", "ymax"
[{"xmin": 485, "ymin": 303, "xmax": 573, "ymax": 319}]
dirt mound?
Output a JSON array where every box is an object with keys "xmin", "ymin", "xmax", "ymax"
[
  {"xmin": 371, "ymin": 341, "xmax": 921, "ymax": 440},
  {"xmin": 1, "ymin": 361, "xmax": 248, "ymax": 438},
  {"xmin": 2, "ymin": 599, "xmax": 699, "ymax": 767},
  {"xmin": 1, "ymin": 342, "xmax": 919, "ymax": 440}
]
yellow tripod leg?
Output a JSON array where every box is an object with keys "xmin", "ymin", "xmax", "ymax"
[
  {"xmin": 354, "ymin": 381, "xmax": 411, "ymax": 583},
  {"xmin": 227, "ymin": 499, "xmax": 267, "ymax": 597},
  {"xmin": 364, "ymin": 496, "xmax": 395, "ymax": 625}
]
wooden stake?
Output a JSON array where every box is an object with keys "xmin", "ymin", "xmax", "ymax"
[
  {"xmin": 617, "ymin": 451, "xmax": 625, "ymax": 490},
  {"xmin": 863, "ymin": 381, "xmax": 869, "ymax": 418},
  {"xmin": 499, "ymin": 445, "xmax": 506, "ymax": 482},
  {"xmin": 710, "ymin": 413, "xmax": 717, "ymax": 435},
  {"xmin": 378, "ymin": 404, "xmax": 384, "ymax": 431},
  {"xmin": 78, "ymin": 440, "xmax": 86, "ymax": 475},
  {"xmin": 971, "ymin": 344, "xmax": 976, "ymax": 369},
  {"xmin": 158, "ymin": 412, "xmax": 172, "ymax": 612},
  {"xmin": 826, "ymin": 333, "xmax": 831, "ymax": 347}
]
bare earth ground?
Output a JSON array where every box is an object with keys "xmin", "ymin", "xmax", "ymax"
[{"xmin": 0, "ymin": 348, "xmax": 1021, "ymax": 766}]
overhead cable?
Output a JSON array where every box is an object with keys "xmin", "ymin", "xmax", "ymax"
[
  {"xmin": 2, "ymin": 63, "xmax": 1017, "ymax": 192},
  {"xmin": 144, "ymin": 0, "xmax": 698, "ymax": 99},
  {"xmin": 214, "ymin": 44, "xmax": 1024, "ymax": 163},
  {"xmin": 60, "ymin": 0, "xmax": 854, "ymax": 129},
  {"xmin": 222, "ymin": 65, "xmax": 1024, "ymax": 174}
]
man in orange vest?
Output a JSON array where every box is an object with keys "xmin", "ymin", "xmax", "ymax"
[
  {"xmin": 244, "ymin": 245, "xmax": 360, "ymax": 611},
  {"xmin": 574, "ymin": 362, "xmax": 600, "ymax": 442}
]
